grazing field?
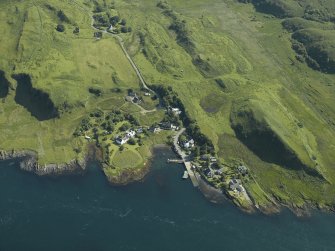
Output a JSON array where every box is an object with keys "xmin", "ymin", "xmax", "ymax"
[
  {"xmin": 112, "ymin": 149, "xmax": 143, "ymax": 169},
  {"xmin": 0, "ymin": 0, "xmax": 334, "ymax": 211}
]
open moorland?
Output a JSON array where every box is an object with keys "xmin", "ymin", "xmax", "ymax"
[{"xmin": 0, "ymin": 0, "xmax": 334, "ymax": 213}]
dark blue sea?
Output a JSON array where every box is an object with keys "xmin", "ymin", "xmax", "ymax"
[{"xmin": 0, "ymin": 148, "xmax": 335, "ymax": 251}]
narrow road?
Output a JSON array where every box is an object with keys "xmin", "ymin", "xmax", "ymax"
[
  {"xmin": 90, "ymin": 18, "xmax": 155, "ymax": 94},
  {"xmin": 70, "ymin": 0, "xmax": 155, "ymax": 94},
  {"xmin": 173, "ymin": 128, "xmax": 199, "ymax": 187},
  {"xmin": 173, "ymin": 128, "xmax": 186, "ymax": 158}
]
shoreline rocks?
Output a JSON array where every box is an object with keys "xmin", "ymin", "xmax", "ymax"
[
  {"xmin": 1, "ymin": 148, "xmax": 334, "ymax": 217},
  {"xmin": 0, "ymin": 149, "xmax": 87, "ymax": 176}
]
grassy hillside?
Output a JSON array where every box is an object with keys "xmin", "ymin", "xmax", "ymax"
[
  {"xmin": 0, "ymin": 0, "xmax": 334, "ymax": 211},
  {"xmin": 114, "ymin": 0, "xmax": 335, "ymax": 210},
  {"xmin": 0, "ymin": 0, "xmax": 162, "ymax": 167},
  {"xmin": 239, "ymin": 0, "xmax": 335, "ymax": 73}
]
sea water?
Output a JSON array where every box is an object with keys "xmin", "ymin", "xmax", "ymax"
[{"xmin": 0, "ymin": 148, "xmax": 335, "ymax": 251}]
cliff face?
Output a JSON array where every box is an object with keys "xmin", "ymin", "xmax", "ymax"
[{"xmin": 0, "ymin": 150, "xmax": 87, "ymax": 176}]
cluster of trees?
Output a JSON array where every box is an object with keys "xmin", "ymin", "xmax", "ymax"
[
  {"xmin": 151, "ymin": 85, "xmax": 214, "ymax": 155},
  {"xmin": 90, "ymin": 109, "xmax": 104, "ymax": 118},
  {"xmin": 106, "ymin": 109, "xmax": 124, "ymax": 123},
  {"xmin": 161, "ymin": 113, "xmax": 181, "ymax": 127},
  {"xmin": 73, "ymin": 108, "xmax": 140, "ymax": 137},
  {"xmin": 291, "ymin": 31, "xmax": 335, "ymax": 73},
  {"xmin": 151, "ymin": 85, "xmax": 184, "ymax": 109},
  {"xmin": 92, "ymin": 8, "xmax": 132, "ymax": 34},
  {"xmin": 74, "ymin": 118, "xmax": 92, "ymax": 136},
  {"xmin": 54, "ymin": 9, "xmax": 72, "ymax": 33},
  {"xmin": 104, "ymin": 110, "xmax": 139, "ymax": 129}
]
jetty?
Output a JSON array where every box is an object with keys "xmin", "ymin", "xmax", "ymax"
[
  {"xmin": 167, "ymin": 159, "xmax": 184, "ymax": 164},
  {"xmin": 171, "ymin": 128, "xmax": 199, "ymax": 187}
]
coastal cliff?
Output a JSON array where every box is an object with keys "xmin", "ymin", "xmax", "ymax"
[{"xmin": 0, "ymin": 150, "xmax": 87, "ymax": 176}]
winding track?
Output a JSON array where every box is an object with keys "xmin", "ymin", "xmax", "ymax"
[
  {"xmin": 70, "ymin": 0, "xmax": 155, "ymax": 94},
  {"xmin": 68, "ymin": 0, "xmax": 160, "ymax": 115},
  {"xmin": 90, "ymin": 19, "xmax": 152, "ymax": 90}
]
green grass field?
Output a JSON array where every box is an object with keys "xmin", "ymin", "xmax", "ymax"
[
  {"xmin": 0, "ymin": 0, "xmax": 160, "ymax": 165},
  {"xmin": 0, "ymin": 0, "xmax": 335, "ymax": 210}
]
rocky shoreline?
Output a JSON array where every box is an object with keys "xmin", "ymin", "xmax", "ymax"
[
  {"xmin": 0, "ymin": 149, "xmax": 87, "ymax": 176},
  {"xmin": 1, "ymin": 148, "xmax": 334, "ymax": 217},
  {"xmin": 104, "ymin": 164, "xmax": 150, "ymax": 186},
  {"xmin": 102, "ymin": 145, "xmax": 165, "ymax": 186}
]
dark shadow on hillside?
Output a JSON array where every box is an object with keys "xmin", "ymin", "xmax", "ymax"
[
  {"xmin": 252, "ymin": 0, "xmax": 289, "ymax": 18},
  {"xmin": 13, "ymin": 74, "xmax": 58, "ymax": 121},
  {"xmin": 230, "ymin": 110, "xmax": 323, "ymax": 179},
  {"xmin": 0, "ymin": 70, "xmax": 10, "ymax": 98}
]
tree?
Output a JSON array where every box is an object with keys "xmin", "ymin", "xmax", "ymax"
[
  {"xmin": 94, "ymin": 5, "xmax": 103, "ymax": 13},
  {"xmin": 110, "ymin": 15, "xmax": 120, "ymax": 25},
  {"xmin": 194, "ymin": 147, "xmax": 200, "ymax": 157},
  {"xmin": 56, "ymin": 24, "xmax": 65, "ymax": 32},
  {"xmin": 179, "ymin": 134, "xmax": 187, "ymax": 143},
  {"xmin": 121, "ymin": 26, "xmax": 128, "ymax": 33},
  {"xmin": 128, "ymin": 138, "xmax": 136, "ymax": 145},
  {"xmin": 57, "ymin": 10, "xmax": 70, "ymax": 23},
  {"xmin": 73, "ymin": 27, "xmax": 80, "ymax": 34},
  {"xmin": 94, "ymin": 31, "xmax": 103, "ymax": 38},
  {"xmin": 119, "ymin": 123, "xmax": 130, "ymax": 131},
  {"xmin": 120, "ymin": 18, "xmax": 127, "ymax": 25},
  {"xmin": 88, "ymin": 87, "xmax": 102, "ymax": 96},
  {"xmin": 119, "ymin": 145, "xmax": 124, "ymax": 151},
  {"xmin": 127, "ymin": 27, "xmax": 132, "ymax": 32}
]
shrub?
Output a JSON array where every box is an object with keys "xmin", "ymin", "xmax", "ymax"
[
  {"xmin": 121, "ymin": 26, "xmax": 128, "ymax": 33},
  {"xmin": 119, "ymin": 123, "xmax": 130, "ymax": 131},
  {"xmin": 120, "ymin": 18, "xmax": 127, "ymax": 25},
  {"xmin": 73, "ymin": 27, "xmax": 80, "ymax": 34},
  {"xmin": 56, "ymin": 24, "xmax": 65, "ymax": 32},
  {"xmin": 128, "ymin": 138, "xmax": 136, "ymax": 145},
  {"xmin": 57, "ymin": 10, "xmax": 70, "ymax": 23},
  {"xmin": 88, "ymin": 87, "xmax": 102, "ymax": 96}
]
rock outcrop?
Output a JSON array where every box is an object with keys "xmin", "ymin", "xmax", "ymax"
[{"xmin": 0, "ymin": 150, "xmax": 87, "ymax": 176}]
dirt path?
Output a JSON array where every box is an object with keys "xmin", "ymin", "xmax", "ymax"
[
  {"xmin": 88, "ymin": 17, "xmax": 155, "ymax": 93},
  {"xmin": 69, "ymin": 0, "xmax": 161, "ymax": 115},
  {"xmin": 132, "ymin": 102, "xmax": 157, "ymax": 114}
]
